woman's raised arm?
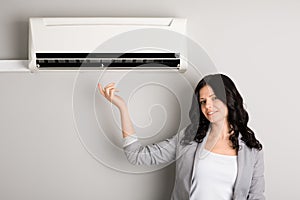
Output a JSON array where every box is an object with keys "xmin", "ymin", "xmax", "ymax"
[
  {"xmin": 97, "ymin": 82, "xmax": 178, "ymax": 165},
  {"xmin": 98, "ymin": 82, "xmax": 135, "ymax": 139}
]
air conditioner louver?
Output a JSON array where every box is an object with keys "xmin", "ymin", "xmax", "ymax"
[{"xmin": 35, "ymin": 53, "xmax": 180, "ymax": 69}]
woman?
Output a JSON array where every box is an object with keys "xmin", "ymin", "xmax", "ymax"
[{"xmin": 98, "ymin": 74, "xmax": 265, "ymax": 200}]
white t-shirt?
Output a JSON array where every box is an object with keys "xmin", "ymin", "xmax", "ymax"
[{"xmin": 190, "ymin": 148, "xmax": 238, "ymax": 200}]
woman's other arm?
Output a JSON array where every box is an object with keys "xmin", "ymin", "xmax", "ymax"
[{"xmin": 248, "ymin": 149, "xmax": 265, "ymax": 200}]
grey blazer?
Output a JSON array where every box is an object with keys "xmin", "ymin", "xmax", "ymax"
[{"xmin": 123, "ymin": 128, "xmax": 265, "ymax": 200}]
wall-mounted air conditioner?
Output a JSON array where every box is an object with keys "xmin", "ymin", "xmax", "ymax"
[{"xmin": 29, "ymin": 17, "xmax": 187, "ymax": 72}]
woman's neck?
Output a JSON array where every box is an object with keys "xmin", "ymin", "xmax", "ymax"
[{"xmin": 209, "ymin": 120, "xmax": 231, "ymax": 140}]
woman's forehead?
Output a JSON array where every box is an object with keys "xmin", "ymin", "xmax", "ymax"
[{"xmin": 199, "ymin": 85, "xmax": 215, "ymax": 98}]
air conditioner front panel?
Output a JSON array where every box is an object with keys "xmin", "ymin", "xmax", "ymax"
[{"xmin": 29, "ymin": 17, "xmax": 187, "ymax": 72}]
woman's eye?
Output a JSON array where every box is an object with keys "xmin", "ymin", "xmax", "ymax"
[
  {"xmin": 200, "ymin": 100, "xmax": 206, "ymax": 105},
  {"xmin": 212, "ymin": 96, "xmax": 217, "ymax": 100}
]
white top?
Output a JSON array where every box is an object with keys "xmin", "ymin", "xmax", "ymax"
[{"xmin": 190, "ymin": 148, "xmax": 238, "ymax": 200}]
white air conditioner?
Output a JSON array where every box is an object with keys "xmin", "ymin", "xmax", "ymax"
[{"xmin": 29, "ymin": 17, "xmax": 187, "ymax": 72}]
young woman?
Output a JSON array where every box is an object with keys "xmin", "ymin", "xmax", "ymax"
[{"xmin": 98, "ymin": 74, "xmax": 265, "ymax": 200}]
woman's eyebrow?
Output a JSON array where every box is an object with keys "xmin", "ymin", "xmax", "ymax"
[{"xmin": 200, "ymin": 94, "xmax": 215, "ymax": 100}]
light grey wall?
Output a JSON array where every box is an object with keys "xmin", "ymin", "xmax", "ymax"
[
  {"xmin": 1, "ymin": 0, "xmax": 300, "ymax": 199},
  {"xmin": 0, "ymin": 71, "xmax": 188, "ymax": 200}
]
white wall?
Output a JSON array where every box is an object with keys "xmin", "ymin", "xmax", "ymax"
[{"xmin": 1, "ymin": 0, "xmax": 300, "ymax": 199}]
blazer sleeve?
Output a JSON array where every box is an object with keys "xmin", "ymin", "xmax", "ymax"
[
  {"xmin": 248, "ymin": 149, "xmax": 265, "ymax": 200},
  {"xmin": 123, "ymin": 130, "xmax": 182, "ymax": 166}
]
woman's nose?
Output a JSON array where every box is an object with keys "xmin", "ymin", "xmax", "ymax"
[{"xmin": 205, "ymin": 99, "xmax": 213, "ymax": 108}]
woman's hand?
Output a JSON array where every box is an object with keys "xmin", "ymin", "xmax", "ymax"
[{"xmin": 98, "ymin": 82, "xmax": 126, "ymax": 109}]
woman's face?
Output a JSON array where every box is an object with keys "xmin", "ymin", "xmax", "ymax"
[{"xmin": 199, "ymin": 85, "xmax": 228, "ymax": 124}]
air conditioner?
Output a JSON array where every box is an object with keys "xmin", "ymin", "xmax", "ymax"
[{"xmin": 29, "ymin": 17, "xmax": 187, "ymax": 72}]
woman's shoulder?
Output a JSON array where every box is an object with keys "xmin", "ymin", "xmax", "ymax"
[
  {"xmin": 238, "ymin": 135, "xmax": 263, "ymax": 156},
  {"xmin": 240, "ymin": 141, "xmax": 264, "ymax": 164},
  {"xmin": 175, "ymin": 126, "xmax": 198, "ymax": 146}
]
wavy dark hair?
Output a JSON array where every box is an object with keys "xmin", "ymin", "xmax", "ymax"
[{"xmin": 181, "ymin": 74, "xmax": 262, "ymax": 151}]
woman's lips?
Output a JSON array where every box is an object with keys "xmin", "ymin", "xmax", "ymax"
[{"xmin": 207, "ymin": 111, "xmax": 216, "ymax": 116}]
